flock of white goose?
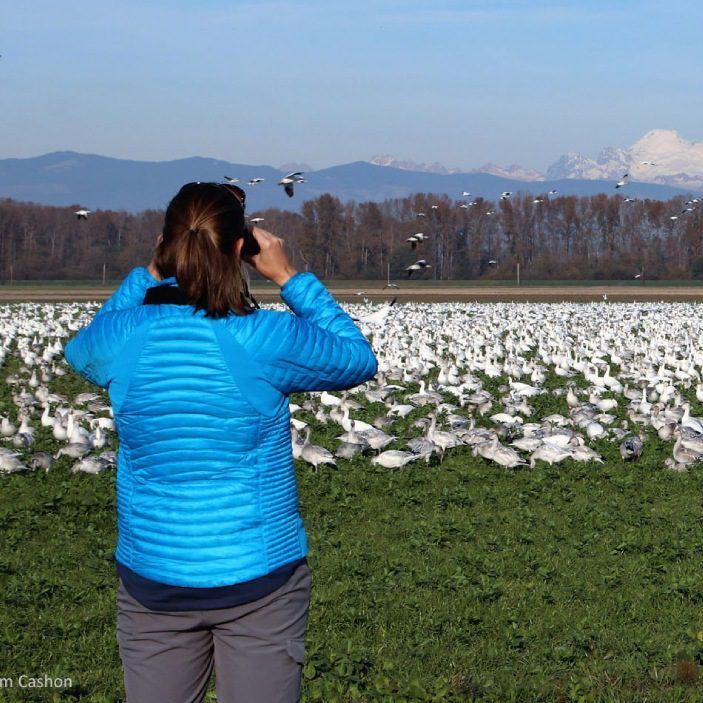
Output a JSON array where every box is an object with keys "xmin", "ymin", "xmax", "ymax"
[
  {"xmin": 1, "ymin": 298, "xmax": 703, "ymax": 476},
  {"xmin": 292, "ymin": 298, "xmax": 703, "ymax": 472},
  {"xmin": 0, "ymin": 301, "xmax": 115, "ymax": 475}
]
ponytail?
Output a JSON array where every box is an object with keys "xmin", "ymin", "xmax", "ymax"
[{"xmin": 154, "ymin": 182, "xmax": 255, "ymax": 318}]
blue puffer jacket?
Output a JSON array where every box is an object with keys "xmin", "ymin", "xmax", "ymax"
[{"xmin": 65, "ymin": 268, "xmax": 377, "ymax": 587}]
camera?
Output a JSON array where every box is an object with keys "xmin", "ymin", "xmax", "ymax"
[{"xmin": 241, "ymin": 225, "xmax": 261, "ymax": 257}]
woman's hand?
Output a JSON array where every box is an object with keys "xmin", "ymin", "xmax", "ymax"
[
  {"xmin": 147, "ymin": 234, "xmax": 163, "ymax": 280},
  {"xmin": 244, "ymin": 227, "xmax": 298, "ymax": 287}
]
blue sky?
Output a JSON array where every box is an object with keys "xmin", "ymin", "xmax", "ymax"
[{"xmin": 2, "ymin": 0, "xmax": 702, "ymax": 172}]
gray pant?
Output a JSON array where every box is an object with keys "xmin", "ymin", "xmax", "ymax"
[{"xmin": 116, "ymin": 563, "xmax": 311, "ymax": 703}]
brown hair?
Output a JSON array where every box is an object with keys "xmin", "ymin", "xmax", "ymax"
[{"xmin": 153, "ymin": 182, "xmax": 255, "ymax": 318}]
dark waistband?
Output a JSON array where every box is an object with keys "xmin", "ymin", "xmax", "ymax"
[{"xmin": 116, "ymin": 557, "xmax": 307, "ymax": 612}]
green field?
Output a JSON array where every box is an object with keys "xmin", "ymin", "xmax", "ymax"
[
  {"xmin": 3, "ymin": 368, "xmax": 703, "ymax": 702},
  {"xmin": 3, "ymin": 294, "xmax": 703, "ymax": 701}
]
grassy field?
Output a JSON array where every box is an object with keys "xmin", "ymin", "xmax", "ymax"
[
  {"xmin": 3, "ymin": 429, "xmax": 703, "ymax": 701},
  {"xmin": 3, "ymin": 367, "xmax": 703, "ymax": 702},
  {"xmin": 3, "ymin": 294, "xmax": 703, "ymax": 701}
]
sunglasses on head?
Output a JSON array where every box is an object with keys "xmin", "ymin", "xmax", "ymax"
[{"xmin": 181, "ymin": 182, "xmax": 261, "ymax": 256}]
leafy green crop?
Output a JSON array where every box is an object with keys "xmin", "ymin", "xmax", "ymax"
[{"xmin": 3, "ymin": 296, "xmax": 703, "ymax": 702}]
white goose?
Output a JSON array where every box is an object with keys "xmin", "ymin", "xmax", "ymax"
[
  {"xmin": 300, "ymin": 428, "xmax": 336, "ymax": 471},
  {"xmin": 0, "ymin": 416, "xmax": 17, "ymax": 437},
  {"xmin": 371, "ymin": 450, "xmax": 419, "ymax": 469},
  {"xmin": 529, "ymin": 442, "xmax": 572, "ymax": 468},
  {"xmin": 681, "ymin": 404, "xmax": 703, "ymax": 435},
  {"xmin": 340, "ymin": 406, "xmax": 374, "ymax": 433},
  {"xmin": 426, "ymin": 413, "xmax": 463, "ymax": 455},
  {"xmin": 474, "ymin": 437, "xmax": 525, "ymax": 468}
]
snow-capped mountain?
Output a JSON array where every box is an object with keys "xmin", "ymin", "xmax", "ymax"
[
  {"xmin": 369, "ymin": 154, "xmax": 543, "ymax": 180},
  {"xmin": 470, "ymin": 162, "xmax": 545, "ymax": 181},
  {"xmin": 369, "ymin": 154, "xmax": 462, "ymax": 175},
  {"xmin": 546, "ymin": 148, "xmax": 628, "ymax": 181},
  {"xmin": 371, "ymin": 130, "xmax": 703, "ymax": 189},
  {"xmin": 546, "ymin": 130, "xmax": 703, "ymax": 189}
]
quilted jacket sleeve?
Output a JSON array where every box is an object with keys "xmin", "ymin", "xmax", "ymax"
[
  {"xmin": 93, "ymin": 267, "xmax": 160, "ymax": 319},
  {"xmin": 64, "ymin": 268, "xmax": 157, "ymax": 387},
  {"xmin": 254, "ymin": 272, "xmax": 378, "ymax": 394}
]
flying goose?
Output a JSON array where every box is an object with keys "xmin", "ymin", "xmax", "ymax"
[
  {"xmin": 407, "ymin": 233, "xmax": 429, "ymax": 249},
  {"xmin": 278, "ymin": 171, "xmax": 304, "ymax": 198},
  {"xmin": 405, "ymin": 260, "xmax": 431, "ymax": 278}
]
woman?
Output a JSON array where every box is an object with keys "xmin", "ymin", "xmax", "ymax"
[{"xmin": 65, "ymin": 182, "xmax": 378, "ymax": 703}]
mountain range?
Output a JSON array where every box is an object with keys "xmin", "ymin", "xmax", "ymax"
[
  {"xmin": 545, "ymin": 130, "xmax": 703, "ymax": 190},
  {"xmin": 373, "ymin": 130, "xmax": 703, "ymax": 190},
  {"xmin": 369, "ymin": 154, "xmax": 545, "ymax": 181},
  {"xmin": 0, "ymin": 129, "xmax": 700, "ymax": 214}
]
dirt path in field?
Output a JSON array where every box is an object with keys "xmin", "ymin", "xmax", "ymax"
[
  {"xmin": 2, "ymin": 285, "xmax": 703, "ymax": 303},
  {"xmin": 0, "ymin": 288, "xmax": 114, "ymax": 302},
  {"xmin": 324, "ymin": 286, "xmax": 703, "ymax": 301},
  {"xmin": 305, "ymin": 286, "xmax": 703, "ymax": 303}
]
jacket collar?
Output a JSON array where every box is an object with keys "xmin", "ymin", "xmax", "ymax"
[{"xmin": 143, "ymin": 280, "xmax": 191, "ymax": 305}]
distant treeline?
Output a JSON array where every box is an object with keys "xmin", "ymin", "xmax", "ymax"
[{"xmin": 0, "ymin": 192, "xmax": 701, "ymax": 281}]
